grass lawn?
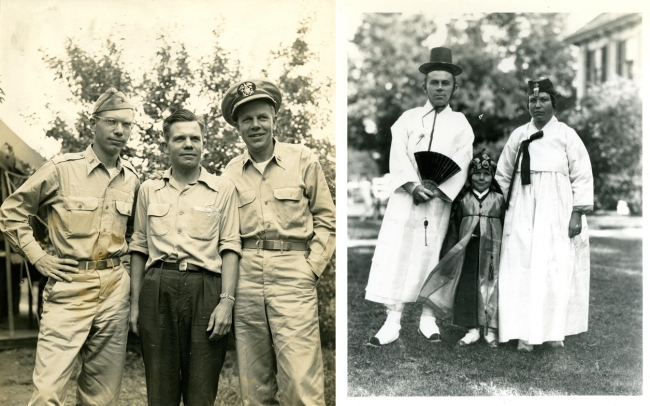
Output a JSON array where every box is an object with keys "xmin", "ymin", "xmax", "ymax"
[
  {"xmin": 0, "ymin": 341, "xmax": 335, "ymax": 405},
  {"xmin": 347, "ymin": 218, "xmax": 642, "ymax": 396}
]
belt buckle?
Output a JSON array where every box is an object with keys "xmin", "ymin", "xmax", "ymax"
[
  {"xmin": 179, "ymin": 261, "xmax": 188, "ymax": 271},
  {"xmin": 271, "ymin": 240, "xmax": 282, "ymax": 251}
]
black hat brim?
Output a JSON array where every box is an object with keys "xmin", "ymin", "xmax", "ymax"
[{"xmin": 419, "ymin": 62, "xmax": 462, "ymax": 76}]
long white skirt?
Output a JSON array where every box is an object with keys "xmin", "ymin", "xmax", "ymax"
[
  {"xmin": 498, "ymin": 171, "xmax": 590, "ymax": 344},
  {"xmin": 365, "ymin": 188, "xmax": 452, "ymax": 305}
]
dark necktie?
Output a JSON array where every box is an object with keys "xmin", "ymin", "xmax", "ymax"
[{"xmin": 505, "ymin": 130, "xmax": 544, "ymax": 209}]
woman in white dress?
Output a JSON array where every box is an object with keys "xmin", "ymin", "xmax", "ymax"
[{"xmin": 495, "ymin": 78, "xmax": 593, "ymax": 352}]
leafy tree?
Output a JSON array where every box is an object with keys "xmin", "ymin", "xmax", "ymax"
[
  {"xmin": 348, "ymin": 13, "xmax": 576, "ymax": 174},
  {"xmin": 566, "ymin": 79, "xmax": 642, "ymax": 214},
  {"xmin": 39, "ymin": 21, "xmax": 336, "ymax": 346}
]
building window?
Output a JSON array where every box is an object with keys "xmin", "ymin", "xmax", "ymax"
[
  {"xmin": 616, "ymin": 40, "xmax": 626, "ymax": 77},
  {"xmin": 601, "ymin": 45, "xmax": 608, "ymax": 82},
  {"xmin": 586, "ymin": 49, "xmax": 596, "ymax": 84}
]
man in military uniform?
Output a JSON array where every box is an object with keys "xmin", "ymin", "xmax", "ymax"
[
  {"xmin": 221, "ymin": 79, "xmax": 336, "ymax": 405},
  {"xmin": 0, "ymin": 88, "xmax": 139, "ymax": 405},
  {"xmin": 129, "ymin": 109, "xmax": 241, "ymax": 405}
]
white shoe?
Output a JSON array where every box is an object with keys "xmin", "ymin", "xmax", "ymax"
[
  {"xmin": 458, "ymin": 328, "xmax": 481, "ymax": 346},
  {"xmin": 368, "ymin": 320, "xmax": 401, "ymax": 346},
  {"xmin": 485, "ymin": 328, "xmax": 498, "ymax": 348},
  {"xmin": 517, "ymin": 340, "xmax": 533, "ymax": 352},
  {"xmin": 418, "ymin": 315, "xmax": 441, "ymax": 342}
]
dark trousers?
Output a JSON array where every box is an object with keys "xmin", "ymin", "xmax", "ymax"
[{"xmin": 139, "ymin": 267, "xmax": 228, "ymax": 406}]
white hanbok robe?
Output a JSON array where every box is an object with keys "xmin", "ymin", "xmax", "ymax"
[
  {"xmin": 365, "ymin": 102, "xmax": 474, "ymax": 305},
  {"xmin": 495, "ymin": 116, "xmax": 593, "ymax": 344}
]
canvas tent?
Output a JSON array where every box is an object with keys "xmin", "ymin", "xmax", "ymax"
[{"xmin": 0, "ymin": 118, "xmax": 45, "ymax": 344}]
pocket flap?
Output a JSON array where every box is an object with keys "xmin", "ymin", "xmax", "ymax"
[
  {"xmin": 147, "ymin": 203, "xmax": 171, "ymax": 217},
  {"xmin": 63, "ymin": 196, "xmax": 99, "ymax": 211},
  {"xmin": 238, "ymin": 190, "xmax": 257, "ymax": 207},
  {"xmin": 273, "ymin": 187, "xmax": 302, "ymax": 201},
  {"xmin": 115, "ymin": 200, "xmax": 133, "ymax": 216}
]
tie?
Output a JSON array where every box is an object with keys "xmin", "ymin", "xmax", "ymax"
[{"xmin": 505, "ymin": 130, "xmax": 544, "ymax": 209}]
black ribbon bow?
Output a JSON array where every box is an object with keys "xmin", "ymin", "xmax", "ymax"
[{"xmin": 505, "ymin": 130, "xmax": 544, "ymax": 209}]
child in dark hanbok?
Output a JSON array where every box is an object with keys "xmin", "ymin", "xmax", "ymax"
[{"xmin": 418, "ymin": 150, "xmax": 505, "ymax": 347}]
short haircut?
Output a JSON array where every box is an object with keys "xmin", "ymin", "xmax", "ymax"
[
  {"xmin": 232, "ymin": 99, "xmax": 276, "ymax": 124},
  {"xmin": 162, "ymin": 109, "xmax": 205, "ymax": 141}
]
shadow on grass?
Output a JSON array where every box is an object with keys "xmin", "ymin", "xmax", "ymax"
[{"xmin": 347, "ymin": 236, "xmax": 642, "ymax": 396}]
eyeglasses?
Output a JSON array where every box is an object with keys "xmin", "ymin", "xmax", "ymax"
[{"xmin": 94, "ymin": 116, "xmax": 134, "ymax": 133}]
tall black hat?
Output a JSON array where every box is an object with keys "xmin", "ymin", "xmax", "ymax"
[{"xmin": 418, "ymin": 47, "xmax": 463, "ymax": 76}]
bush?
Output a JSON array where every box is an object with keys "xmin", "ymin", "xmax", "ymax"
[{"xmin": 564, "ymin": 79, "xmax": 642, "ymax": 214}]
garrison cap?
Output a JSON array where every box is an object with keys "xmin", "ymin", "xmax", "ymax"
[
  {"xmin": 527, "ymin": 78, "xmax": 556, "ymax": 97},
  {"xmin": 221, "ymin": 79, "xmax": 282, "ymax": 126},
  {"xmin": 92, "ymin": 87, "xmax": 134, "ymax": 114}
]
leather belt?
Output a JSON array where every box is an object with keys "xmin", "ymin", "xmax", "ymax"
[
  {"xmin": 150, "ymin": 260, "xmax": 217, "ymax": 275},
  {"xmin": 76, "ymin": 257, "xmax": 121, "ymax": 271},
  {"xmin": 241, "ymin": 238, "xmax": 308, "ymax": 251}
]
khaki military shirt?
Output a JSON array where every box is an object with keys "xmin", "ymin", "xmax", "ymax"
[
  {"xmin": 0, "ymin": 145, "xmax": 140, "ymax": 264},
  {"xmin": 129, "ymin": 167, "xmax": 242, "ymax": 273},
  {"xmin": 221, "ymin": 141, "xmax": 335, "ymax": 276}
]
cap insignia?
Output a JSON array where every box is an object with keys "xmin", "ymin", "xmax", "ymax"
[
  {"xmin": 238, "ymin": 82, "xmax": 256, "ymax": 97},
  {"xmin": 533, "ymin": 83, "xmax": 539, "ymax": 97}
]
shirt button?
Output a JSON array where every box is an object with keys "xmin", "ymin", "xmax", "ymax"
[
  {"xmin": 179, "ymin": 211, "xmax": 184, "ymax": 215},
  {"xmin": 105, "ymin": 205, "xmax": 109, "ymax": 210},
  {"xmin": 177, "ymin": 229, "xmax": 182, "ymax": 234},
  {"xmin": 266, "ymin": 224, "xmax": 270, "ymax": 228},
  {"xmin": 265, "ymin": 201, "xmax": 268, "ymax": 205},
  {"xmin": 78, "ymin": 204, "xmax": 82, "ymax": 208},
  {"xmin": 262, "ymin": 177, "xmax": 267, "ymax": 181}
]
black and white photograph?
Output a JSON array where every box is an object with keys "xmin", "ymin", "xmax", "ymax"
[
  {"xmin": 0, "ymin": 1, "xmax": 335, "ymax": 405},
  {"xmin": 346, "ymin": 6, "xmax": 644, "ymax": 399}
]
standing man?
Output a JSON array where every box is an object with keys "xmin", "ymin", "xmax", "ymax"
[
  {"xmin": 128, "ymin": 109, "xmax": 241, "ymax": 405},
  {"xmin": 221, "ymin": 79, "xmax": 336, "ymax": 405},
  {"xmin": 0, "ymin": 88, "xmax": 139, "ymax": 405},
  {"xmin": 365, "ymin": 47, "xmax": 475, "ymax": 346}
]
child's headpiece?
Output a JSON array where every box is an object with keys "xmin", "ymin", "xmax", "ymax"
[{"xmin": 469, "ymin": 149, "xmax": 496, "ymax": 176}]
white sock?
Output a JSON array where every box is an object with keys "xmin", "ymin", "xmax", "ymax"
[
  {"xmin": 421, "ymin": 305, "xmax": 435, "ymax": 318},
  {"xmin": 419, "ymin": 305, "xmax": 439, "ymax": 336},
  {"xmin": 374, "ymin": 305, "xmax": 403, "ymax": 344}
]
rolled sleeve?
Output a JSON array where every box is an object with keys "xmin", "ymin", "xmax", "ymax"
[
  {"xmin": 218, "ymin": 180, "xmax": 242, "ymax": 258},
  {"xmin": 128, "ymin": 186, "xmax": 149, "ymax": 256}
]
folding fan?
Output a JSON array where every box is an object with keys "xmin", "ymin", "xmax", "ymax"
[
  {"xmin": 414, "ymin": 151, "xmax": 461, "ymax": 191},
  {"xmin": 414, "ymin": 109, "xmax": 461, "ymax": 191}
]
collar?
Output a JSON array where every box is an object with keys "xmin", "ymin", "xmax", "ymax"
[
  {"xmin": 240, "ymin": 139, "xmax": 287, "ymax": 173},
  {"xmin": 84, "ymin": 144, "xmax": 124, "ymax": 176},
  {"xmin": 473, "ymin": 188, "xmax": 489, "ymax": 199},
  {"xmin": 421, "ymin": 101, "xmax": 450, "ymax": 125},
  {"xmin": 528, "ymin": 115, "xmax": 557, "ymax": 134},
  {"xmin": 158, "ymin": 166, "xmax": 219, "ymax": 192}
]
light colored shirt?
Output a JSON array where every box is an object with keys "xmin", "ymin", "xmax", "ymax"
[
  {"xmin": 473, "ymin": 188, "xmax": 489, "ymax": 199},
  {"xmin": 0, "ymin": 145, "xmax": 140, "ymax": 263},
  {"xmin": 389, "ymin": 102, "xmax": 474, "ymax": 202},
  {"xmin": 495, "ymin": 116, "xmax": 594, "ymax": 210},
  {"xmin": 221, "ymin": 141, "xmax": 336, "ymax": 277},
  {"xmin": 129, "ymin": 166, "xmax": 242, "ymax": 273}
]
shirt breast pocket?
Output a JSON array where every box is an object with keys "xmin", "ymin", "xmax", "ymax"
[
  {"xmin": 147, "ymin": 203, "xmax": 172, "ymax": 236},
  {"xmin": 273, "ymin": 187, "xmax": 306, "ymax": 229},
  {"xmin": 238, "ymin": 190, "xmax": 258, "ymax": 234},
  {"xmin": 62, "ymin": 196, "xmax": 99, "ymax": 237},
  {"xmin": 113, "ymin": 200, "xmax": 133, "ymax": 239},
  {"xmin": 188, "ymin": 206, "xmax": 221, "ymax": 240}
]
